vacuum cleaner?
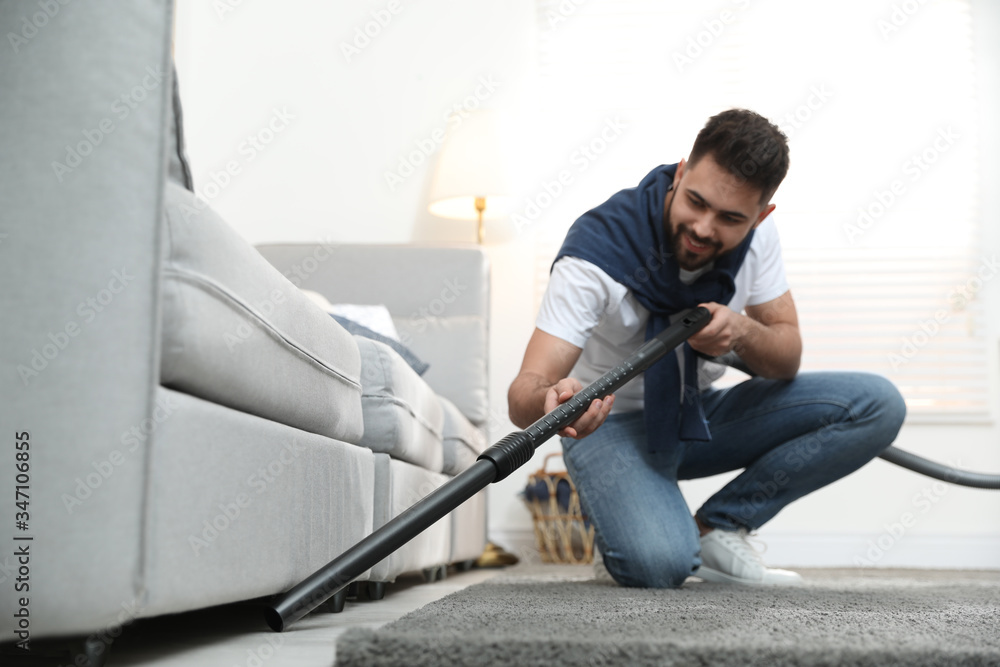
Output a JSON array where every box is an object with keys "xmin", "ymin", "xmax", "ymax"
[{"xmin": 265, "ymin": 306, "xmax": 999, "ymax": 632}]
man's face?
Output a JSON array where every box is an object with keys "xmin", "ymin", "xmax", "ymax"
[{"xmin": 665, "ymin": 154, "xmax": 772, "ymax": 271}]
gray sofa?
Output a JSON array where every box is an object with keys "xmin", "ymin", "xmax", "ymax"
[{"xmin": 0, "ymin": 0, "xmax": 489, "ymax": 646}]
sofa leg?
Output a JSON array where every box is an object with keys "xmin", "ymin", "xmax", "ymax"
[
  {"xmin": 315, "ymin": 587, "xmax": 349, "ymax": 614},
  {"xmin": 83, "ymin": 636, "xmax": 111, "ymax": 667},
  {"xmin": 422, "ymin": 565, "xmax": 448, "ymax": 583},
  {"xmin": 330, "ymin": 587, "xmax": 348, "ymax": 613},
  {"xmin": 367, "ymin": 581, "xmax": 386, "ymax": 600},
  {"xmin": 457, "ymin": 559, "xmax": 476, "ymax": 572}
]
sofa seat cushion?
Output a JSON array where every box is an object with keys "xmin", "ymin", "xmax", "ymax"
[
  {"xmin": 370, "ymin": 454, "xmax": 452, "ymax": 583},
  {"xmin": 160, "ymin": 182, "xmax": 364, "ymax": 443},
  {"xmin": 439, "ymin": 397, "xmax": 487, "ymax": 475},
  {"xmin": 144, "ymin": 388, "xmax": 376, "ymax": 617},
  {"xmin": 356, "ymin": 337, "xmax": 444, "ymax": 473}
]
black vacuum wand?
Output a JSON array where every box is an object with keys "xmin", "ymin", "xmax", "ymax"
[{"xmin": 265, "ymin": 306, "xmax": 713, "ymax": 632}]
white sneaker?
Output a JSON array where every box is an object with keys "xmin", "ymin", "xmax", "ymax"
[{"xmin": 697, "ymin": 529, "xmax": 803, "ymax": 586}]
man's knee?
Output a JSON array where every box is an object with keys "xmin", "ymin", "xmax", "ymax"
[
  {"xmin": 855, "ymin": 373, "xmax": 907, "ymax": 432},
  {"xmin": 605, "ymin": 544, "xmax": 697, "ymax": 589}
]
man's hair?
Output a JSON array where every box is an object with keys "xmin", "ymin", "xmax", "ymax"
[{"xmin": 688, "ymin": 108, "xmax": 789, "ymax": 205}]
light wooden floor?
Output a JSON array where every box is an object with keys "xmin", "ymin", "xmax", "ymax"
[{"xmin": 108, "ymin": 568, "xmax": 503, "ymax": 666}]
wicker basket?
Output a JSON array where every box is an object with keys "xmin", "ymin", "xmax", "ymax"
[{"xmin": 522, "ymin": 453, "xmax": 595, "ymax": 564}]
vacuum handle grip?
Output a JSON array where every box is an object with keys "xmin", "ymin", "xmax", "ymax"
[{"xmin": 524, "ymin": 306, "xmax": 711, "ymax": 444}]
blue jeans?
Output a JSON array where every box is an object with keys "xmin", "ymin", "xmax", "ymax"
[{"xmin": 560, "ymin": 371, "xmax": 906, "ymax": 588}]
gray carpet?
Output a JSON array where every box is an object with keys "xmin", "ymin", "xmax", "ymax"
[{"xmin": 336, "ymin": 564, "xmax": 1000, "ymax": 666}]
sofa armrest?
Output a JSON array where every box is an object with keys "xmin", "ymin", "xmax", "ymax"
[
  {"xmin": 256, "ymin": 244, "xmax": 490, "ymax": 426},
  {"xmin": 0, "ymin": 1, "xmax": 175, "ymax": 639}
]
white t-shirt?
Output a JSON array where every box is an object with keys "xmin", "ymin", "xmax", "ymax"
[{"xmin": 536, "ymin": 213, "xmax": 789, "ymax": 413}]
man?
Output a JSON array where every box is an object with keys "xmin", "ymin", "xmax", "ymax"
[{"xmin": 508, "ymin": 109, "xmax": 906, "ymax": 587}]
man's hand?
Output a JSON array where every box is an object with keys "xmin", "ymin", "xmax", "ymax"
[
  {"xmin": 508, "ymin": 328, "xmax": 616, "ymax": 438},
  {"xmin": 688, "ymin": 293, "xmax": 802, "ymax": 380},
  {"xmin": 543, "ymin": 378, "xmax": 615, "ymax": 439},
  {"xmin": 687, "ymin": 302, "xmax": 748, "ymax": 357}
]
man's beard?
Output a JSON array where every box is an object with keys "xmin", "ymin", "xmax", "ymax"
[{"xmin": 664, "ymin": 192, "xmax": 725, "ymax": 271}]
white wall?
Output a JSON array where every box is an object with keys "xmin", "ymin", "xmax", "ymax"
[{"xmin": 174, "ymin": 0, "xmax": 999, "ymax": 569}]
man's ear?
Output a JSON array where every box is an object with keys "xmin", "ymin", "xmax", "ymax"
[
  {"xmin": 675, "ymin": 158, "xmax": 686, "ymax": 183},
  {"xmin": 754, "ymin": 203, "xmax": 776, "ymax": 228}
]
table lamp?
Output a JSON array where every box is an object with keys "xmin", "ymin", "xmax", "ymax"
[{"xmin": 428, "ymin": 109, "xmax": 510, "ymax": 244}]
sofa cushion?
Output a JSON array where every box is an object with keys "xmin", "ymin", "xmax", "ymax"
[
  {"xmin": 332, "ymin": 315, "xmax": 429, "ymax": 376},
  {"xmin": 356, "ymin": 337, "xmax": 444, "ymax": 473},
  {"xmin": 450, "ymin": 489, "xmax": 488, "ymax": 565},
  {"xmin": 370, "ymin": 454, "xmax": 452, "ymax": 582},
  {"xmin": 439, "ymin": 397, "xmax": 487, "ymax": 475},
  {"xmin": 144, "ymin": 388, "xmax": 376, "ymax": 617},
  {"xmin": 394, "ymin": 315, "xmax": 488, "ymax": 426},
  {"xmin": 160, "ymin": 182, "xmax": 364, "ymax": 443}
]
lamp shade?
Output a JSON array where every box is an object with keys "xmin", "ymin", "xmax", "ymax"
[{"xmin": 428, "ymin": 109, "xmax": 511, "ymax": 221}]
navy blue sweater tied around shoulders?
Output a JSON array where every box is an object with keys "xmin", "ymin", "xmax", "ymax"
[{"xmin": 553, "ymin": 163, "xmax": 755, "ymax": 455}]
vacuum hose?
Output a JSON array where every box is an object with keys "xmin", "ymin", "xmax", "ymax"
[
  {"xmin": 706, "ymin": 351, "xmax": 1000, "ymax": 489},
  {"xmin": 877, "ymin": 446, "xmax": 1000, "ymax": 489}
]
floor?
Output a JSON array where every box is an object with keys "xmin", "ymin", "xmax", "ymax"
[
  {"xmin": 31, "ymin": 564, "xmax": 999, "ymax": 666},
  {"xmin": 106, "ymin": 568, "xmax": 502, "ymax": 667}
]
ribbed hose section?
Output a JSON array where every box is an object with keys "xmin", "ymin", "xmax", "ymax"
[{"xmin": 478, "ymin": 431, "xmax": 536, "ymax": 482}]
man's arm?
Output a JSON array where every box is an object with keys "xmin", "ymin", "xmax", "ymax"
[
  {"xmin": 689, "ymin": 290, "xmax": 801, "ymax": 380},
  {"xmin": 507, "ymin": 328, "xmax": 615, "ymax": 438}
]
